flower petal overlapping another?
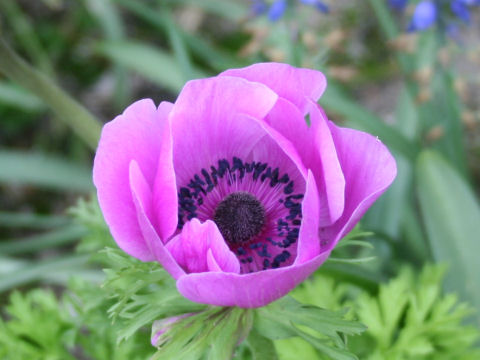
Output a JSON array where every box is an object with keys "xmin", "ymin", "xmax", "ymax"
[{"xmin": 93, "ymin": 63, "xmax": 396, "ymax": 308}]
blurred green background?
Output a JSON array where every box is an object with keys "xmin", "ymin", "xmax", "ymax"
[{"xmin": 0, "ymin": 0, "xmax": 480, "ymax": 357}]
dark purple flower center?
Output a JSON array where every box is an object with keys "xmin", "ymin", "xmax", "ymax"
[
  {"xmin": 176, "ymin": 157, "xmax": 304, "ymax": 272},
  {"xmin": 213, "ymin": 191, "xmax": 266, "ymax": 246}
]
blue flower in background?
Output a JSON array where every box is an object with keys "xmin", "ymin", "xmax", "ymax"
[
  {"xmin": 251, "ymin": 0, "xmax": 329, "ymax": 21},
  {"xmin": 251, "ymin": 0, "xmax": 269, "ymax": 15},
  {"xmin": 451, "ymin": 0, "xmax": 471, "ymax": 23},
  {"xmin": 299, "ymin": 0, "xmax": 330, "ymax": 13},
  {"xmin": 389, "ymin": 0, "xmax": 480, "ymax": 33},
  {"xmin": 268, "ymin": 0, "xmax": 288, "ymax": 21},
  {"xmin": 408, "ymin": 1, "xmax": 438, "ymax": 31},
  {"xmin": 389, "ymin": 0, "xmax": 409, "ymax": 10}
]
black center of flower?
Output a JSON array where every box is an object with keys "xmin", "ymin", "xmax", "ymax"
[{"xmin": 213, "ymin": 191, "xmax": 266, "ymax": 246}]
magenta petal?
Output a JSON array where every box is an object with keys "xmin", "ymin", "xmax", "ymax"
[
  {"xmin": 169, "ymin": 76, "xmax": 278, "ymax": 185},
  {"xmin": 129, "ymin": 160, "xmax": 185, "ymax": 279},
  {"xmin": 152, "ymin": 102, "xmax": 178, "ymax": 242},
  {"xmin": 176, "ymin": 251, "xmax": 330, "ymax": 308},
  {"xmin": 324, "ymin": 123, "xmax": 397, "ymax": 249},
  {"xmin": 221, "ymin": 62, "xmax": 327, "ymax": 114},
  {"xmin": 166, "ymin": 219, "xmax": 240, "ymax": 274},
  {"xmin": 308, "ymin": 101, "xmax": 346, "ymax": 225},
  {"xmin": 295, "ymin": 170, "xmax": 320, "ymax": 265},
  {"xmin": 93, "ymin": 99, "xmax": 163, "ymax": 261},
  {"xmin": 265, "ymin": 98, "xmax": 345, "ymax": 226}
]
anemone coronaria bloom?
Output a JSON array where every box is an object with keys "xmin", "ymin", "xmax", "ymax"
[{"xmin": 93, "ymin": 63, "xmax": 396, "ymax": 308}]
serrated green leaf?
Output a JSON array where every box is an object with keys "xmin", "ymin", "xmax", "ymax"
[{"xmin": 293, "ymin": 327, "xmax": 358, "ymax": 360}]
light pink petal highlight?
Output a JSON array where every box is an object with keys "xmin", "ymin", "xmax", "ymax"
[
  {"xmin": 93, "ymin": 99, "xmax": 162, "ymax": 261},
  {"xmin": 166, "ymin": 219, "xmax": 240, "ymax": 274},
  {"xmin": 294, "ymin": 171, "xmax": 321, "ymax": 265},
  {"xmin": 176, "ymin": 250, "xmax": 331, "ymax": 308},
  {"xmin": 221, "ymin": 62, "xmax": 327, "ymax": 114},
  {"xmin": 308, "ymin": 101, "xmax": 345, "ymax": 225},
  {"xmin": 129, "ymin": 160, "xmax": 185, "ymax": 279},
  {"xmin": 324, "ymin": 123, "xmax": 397, "ymax": 249},
  {"xmin": 152, "ymin": 102, "xmax": 178, "ymax": 242}
]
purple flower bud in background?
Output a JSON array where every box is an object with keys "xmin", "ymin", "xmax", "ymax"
[
  {"xmin": 389, "ymin": 0, "xmax": 409, "ymax": 11},
  {"xmin": 459, "ymin": 0, "xmax": 480, "ymax": 5},
  {"xmin": 268, "ymin": 0, "xmax": 288, "ymax": 21},
  {"xmin": 300, "ymin": 0, "xmax": 330, "ymax": 13},
  {"xmin": 251, "ymin": 0, "xmax": 268, "ymax": 15},
  {"xmin": 445, "ymin": 22, "xmax": 461, "ymax": 41},
  {"xmin": 451, "ymin": 0, "xmax": 471, "ymax": 23},
  {"xmin": 408, "ymin": 1, "xmax": 438, "ymax": 31}
]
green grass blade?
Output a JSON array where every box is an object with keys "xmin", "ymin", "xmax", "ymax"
[
  {"xmin": 0, "ymin": 81, "xmax": 45, "ymax": 111},
  {"xmin": 83, "ymin": 0, "xmax": 129, "ymax": 107},
  {"xmin": 0, "ymin": 212, "xmax": 69, "ymax": 229},
  {"xmin": 0, "ymin": 254, "xmax": 90, "ymax": 292},
  {"xmin": 0, "ymin": 150, "xmax": 93, "ymax": 192},
  {"xmin": 0, "ymin": 225, "xmax": 87, "ymax": 255},
  {"xmin": 0, "ymin": 39, "xmax": 101, "ymax": 150},
  {"xmin": 98, "ymin": 41, "xmax": 207, "ymax": 92}
]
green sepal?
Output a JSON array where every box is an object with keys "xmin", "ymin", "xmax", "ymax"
[{"xmin": 151, "ymin": 307, "xmax": 253, "ymax": 360}]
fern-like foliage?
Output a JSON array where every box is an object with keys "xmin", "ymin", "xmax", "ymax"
[{"xmin": 276, "ymin": 265, "xmax": 480, "ymax": 360}]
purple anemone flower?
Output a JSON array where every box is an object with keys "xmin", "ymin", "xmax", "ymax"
[{"xmin": 93, "ymin": 63, "xmax": 397, "ymax": 308}]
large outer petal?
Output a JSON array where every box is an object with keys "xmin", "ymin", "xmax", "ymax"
[
  {"xmin": 220, "ymin": 62, "xmax": 327, "ymax": 114},
  {"xmin": 169, "ymin": 76, "xmax": 279, "ymax": 186},
  {"xmin": 93, "ymin": 99, "xmax": 171, "ymax": 261},
  {"xmin": 176, "ymin": 250, "xmax": 331, "ymax": 308},
  {"xmin": 323, "ymin": 123, "xmax": 397, "ymax": 250}
]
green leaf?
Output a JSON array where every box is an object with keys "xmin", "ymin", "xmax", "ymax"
[
  {"xmin": 416, "ymin": 150, "xmax": 480, "ymax": 326},
  {"xmin": 256, "ymin": 296, "xmax": 365, "ymax": 359},
  {"xmin": 292, "ymin": 328, "xmax": 358, "ymax": 360},
  {"xmin": 0, "ymin": 150, "xmax": 93, "ymax": 192},
  {"xmin": 247, "ymin": 329, "xmax": 278, "ymax": 360},
  {"xmin": 0, "ymin": 211, "xmax": 69, "ymax": 229},
  {"xmin": 0, "ymin": 39, "xmax": 101, "ymax": 150},
  {"xmin": 0, "ymin": 254, "xmax": 90, "ymax": 292},
  {"xmin": 116, "ymin": 0, "xmax": 244, "ymax": 73},
  {"xmin": 83, "ymin": 0, "xmax": 129, "ymax": 107},
  {"xmin": 0, "ymin": 81, "xmax": 45, "ymax": 111},
  {"xmin": 0, "ymin": 224, "xmax": 87, "ymax": 255},
  {"xmin": 168, "ymin": 0, "xmax": 248, "ymax": 20},
  {"xmin": 321, "ymin": 82, "xmax": 419, "ymax": 162},
  {"xmin": 97, "ymin": 41, "xmax": 207, "ymax": 93}
]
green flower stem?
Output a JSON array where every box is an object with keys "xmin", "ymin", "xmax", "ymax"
[{"xmin": 0, "ymin": 38, "xmax": 102, "ymax": 150}]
